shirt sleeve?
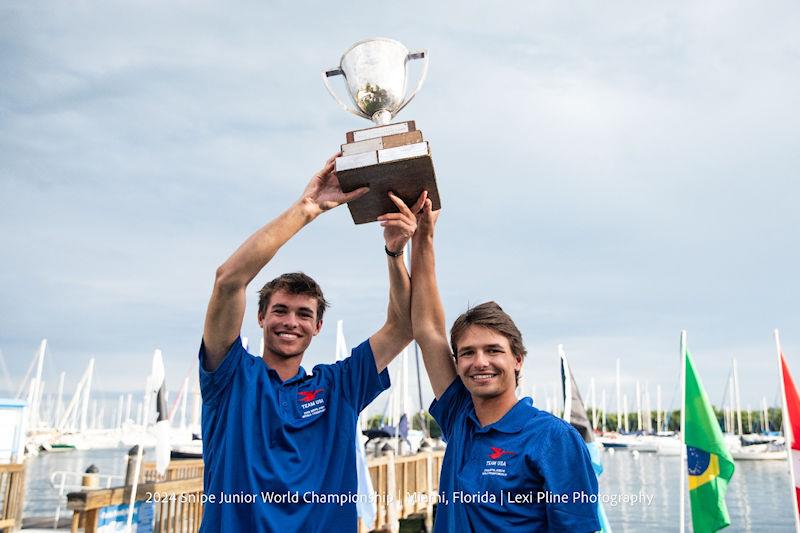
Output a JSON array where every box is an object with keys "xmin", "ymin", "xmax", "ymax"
[
  {"xmin": 198, "ymin": 337, "xmax": 245, "ymax": 407},
  {"xmin": 327, "ymin": 339, "xmax": 390, "ymax": 412},
  {"xmin": 534, "ymin": 421, "xmax": 601, "ymax": 532},
  {"xmin": 428, "ymin": 377, "xmax": 470, "ymax": 442}
]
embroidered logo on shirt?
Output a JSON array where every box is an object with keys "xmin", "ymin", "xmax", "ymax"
[
  {"xmin": 297, "ymin": 389, "xmax": 326, "ymax": 418},
  {"xmin": 483, "ymin": 446, "xmax": 515, "ymax": 476},
  {"xmin": 298, "ymin": 389, "xmax": 323, "ymax": 402},
  {"xmin": 489, "ymin": 447, "xmax": 516, "ymax": 460}
]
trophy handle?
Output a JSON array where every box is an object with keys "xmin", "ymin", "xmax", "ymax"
[
  {"xmin": 321, "ymin": 67, "xmax": 371, "ymax": 120},
  {"xmin": 394, "ymin": 50, "xmax": 429, "ymax": 117}
]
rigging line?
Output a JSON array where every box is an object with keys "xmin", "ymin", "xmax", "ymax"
[
  {"xmin": 718, "ymin": 362, "xmax": 733, "ymax": 410},
  {"xmin": 15, "ymin": 346, "xmax": 39, "ymax": 398},
  {"xmin": 0, "ymin": 349, "xmax": 13, "ymax": 393},
  {"xmin": 168, "ymin": 361, "xmax": 197, "ymax": 418}
]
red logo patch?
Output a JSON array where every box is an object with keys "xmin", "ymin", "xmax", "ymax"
[
  {"xmin": 298, "ymin": 389, "xmax": 324, "ymax": 402},
  {"xmin": 489, "ymin": 447, "xmax": 516, "ymax": 460}
]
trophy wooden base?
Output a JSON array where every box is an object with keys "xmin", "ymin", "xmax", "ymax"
[{"xmin": 337, "ymin": 155, "xmax": 441, "ymax": 225}]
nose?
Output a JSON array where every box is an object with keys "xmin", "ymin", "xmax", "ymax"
[
  {"xmin": 282, "ymin": 313, "xmax": 300, "ymax": 329},
  {"xmin": 473, "ymin": 350, "xmax": 491, "ymax": 368}
]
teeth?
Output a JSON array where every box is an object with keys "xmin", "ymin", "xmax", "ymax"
[
  {"xmin": 277, "ymin": 333, "xmax": 299, "ymax": 338},
  {"xmin": 473, "ymin": 374, "xmax": 495, "ymax": 379}
]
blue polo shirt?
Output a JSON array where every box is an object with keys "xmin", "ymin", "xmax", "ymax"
[
  {"xmin": 430, "ymin": 379, "xmax": 600, "ymax": 532},
  {"xmin": 199, "ymin": 337, "xmax": 389, "ymax": 532}
]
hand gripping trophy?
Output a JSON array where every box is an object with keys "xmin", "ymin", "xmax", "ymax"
[{"xmin": 323, "ymin": 38, "xmax": 441, "ymax": 224}]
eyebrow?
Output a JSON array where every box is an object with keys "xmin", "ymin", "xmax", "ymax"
[
  {"xmin": 457, "ymin": 343, "xmax": 505, "ymax": 353},
  {"xmin": 270, "ymin": 304, "xmax": 315, "ymax": 314}
]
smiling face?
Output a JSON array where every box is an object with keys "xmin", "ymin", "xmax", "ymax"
[
  {"xmin": 258, "ymin": 289, "xmax": 322, "ymax": 360},
  {"xmin": 454, "ymin": 325, "xmax": 522, "ymax": 401}
]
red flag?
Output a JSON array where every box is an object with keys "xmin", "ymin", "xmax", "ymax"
[{"xmin": 780, "ymin": 353, "xmax": 800, "ymax": 516}]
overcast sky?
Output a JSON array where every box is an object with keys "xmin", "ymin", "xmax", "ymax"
[{"xmin": 2, "ymin": 1, "xmax": 799, "ymax": 416}]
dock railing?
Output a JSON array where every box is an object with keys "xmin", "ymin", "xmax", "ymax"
[
  {"xmin": 50, "ymin": 469, "xmax": 124, "ymax": 528},
  {"xmin": 0, "ymin": 463, "xmax": 26, "ymax": 533},
  {"xmin": 68, "ymin": 450, "xmax": 444, "ymax": 532},
  {"xmin": 67, "ymin": 477, "xmax": 204, "ymax": 533},
  {"xmin": 141, "ymin": 459, "xmax": 204, "ymax": 483},
  {"xmin": 363, "ymin": 448, "xmax": 445, "ymax": 532}
]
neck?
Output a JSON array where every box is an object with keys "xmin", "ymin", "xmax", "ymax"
[
  {"xmin": 472, "ymin": 390, "xmax": 518, "ymax": 427},
  {"xmin": 262, "ymin": 350, "xmax": 303, "ymax": 382}
]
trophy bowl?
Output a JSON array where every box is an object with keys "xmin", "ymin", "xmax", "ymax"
[{"xmin": 323, "ymin": 38, "xmax": 428, "ymax": 125}]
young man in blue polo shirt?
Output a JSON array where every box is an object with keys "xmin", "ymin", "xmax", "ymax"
[
  {"xmin": 397, "ymin": 200, "xmax": 600, "ymax": 532},
  {"xmin": 200, "ymin": 153, "xmax": 425, "ymax": 532}
]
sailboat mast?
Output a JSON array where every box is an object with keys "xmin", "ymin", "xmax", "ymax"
[
  {"xmin": 616, "ymin": 358, "xmax": 622, "ymax": 432},
  {"xmin": 125, "ymin": 394, "xmax": 132, "ymax": 425},
  {"xmin": 116, "ymin": 395, "xmax": 124, "ymax": 430},
  {"xmin": 733, "ymin": 358, "xmax": 743, "ymax": 436},
  {"xmin": 30, "ymin": 339, "xmax": 47, "ymax": 429},
  {"xmin": 601, "ymin": 388, "xmax": 607, "ymax": 432},
  {"xmin": 623, "ymin": 394, "xmax": 629, "ymax": 433},
  {"xmin": 79, "ymin": 358, "xmax": 95, "ymax": 433},
  {"xmin": 657, "ymin": 384, "xmax": 662, "ymax": 433},
  {"xmin": 54, "ymin": 371, "xmax": 65, "ymax": 428},
  {"xmin": 728, "ymin": 376, "xmax": 735, "ymax": 433},
  {"xmin": 636, "ymin": 381, "xmax": 642, "ymax": 432}
]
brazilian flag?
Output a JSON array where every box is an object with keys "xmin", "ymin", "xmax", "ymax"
[{"xmin": 685, "ymin": 351, "xmax": 735, "ymax": 532}]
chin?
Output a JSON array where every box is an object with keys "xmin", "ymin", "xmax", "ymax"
[
  {"xmin": 266, "ymin": 341, "xmax": 308, "ymax": 359},
  {"xmin": 463, "ymin": 382, "xmax": 500, "ymax": 399},
  {"xmin": 276, "ymin": 350, "xmax": 303, "ymax": 359}
]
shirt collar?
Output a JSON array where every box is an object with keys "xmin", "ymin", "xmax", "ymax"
[{"xmin": 468, "ymin": 397, "xmax": 534, "ymax": 434}]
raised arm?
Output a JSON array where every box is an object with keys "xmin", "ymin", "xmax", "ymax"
[
  {"xmin": 370, "ymin": 192, "xmax": 427, "ymax": 372},
  {"xmin": 410, "ymin": 201, "xmax": 457, "ymax": 398},
  {"xmin": 202, "ymin": 153, "xmax": 367, "ymax": 370}
]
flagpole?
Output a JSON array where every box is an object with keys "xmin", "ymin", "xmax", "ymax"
[
  {"xmin": 774, "ymin": 328, "xmax": 800, "ymax": 532},
  {"xmin": 679, "ymin": 330, "xmax": 687, "ymax": 533}
]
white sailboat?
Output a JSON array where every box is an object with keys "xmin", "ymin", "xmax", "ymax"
[{"xmin": 727, "ymin": 357, "xmax": 787, "ymax": 461}]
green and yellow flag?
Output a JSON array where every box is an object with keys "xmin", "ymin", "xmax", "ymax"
[{"xmin": 685, "ymin": 350, "xmax": 735, "ymax": 532}]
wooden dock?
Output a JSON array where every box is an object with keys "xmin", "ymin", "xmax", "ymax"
[
  {"xmin": 0, "ymin": 463, "xmax": 26, "ymax": 532},
  {"xmin": 66, "ymin": 448, "xmax": 445, "ymax": 532}
]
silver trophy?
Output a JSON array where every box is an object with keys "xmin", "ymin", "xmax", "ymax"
[
  {"xmin": 322, "ymin": 38, "xmax": 429, "ymax": 126},
  {"xmin": 322, "ymin": 38, "xmax": 440, "ymax": 225}
]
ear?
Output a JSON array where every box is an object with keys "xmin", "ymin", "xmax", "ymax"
[
  {"xmin": 514, "ymin": 353, "xmax": 523, "ymax": 372},
  {"xmin": 312, "ymin": 319, "xmax": 323, "ymax": 336},
  {"xmin": 257, "ymin": 312, "xmax": 264, "ymax": 328}
]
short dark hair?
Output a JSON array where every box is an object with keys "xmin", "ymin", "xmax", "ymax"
[
  {"xmin": 450, "ymin": 301, "xmax": 527, "ymax": 385},
  {"xmin": 258, "ymin": 272, "xmax": 329, "ymax": 322}
]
